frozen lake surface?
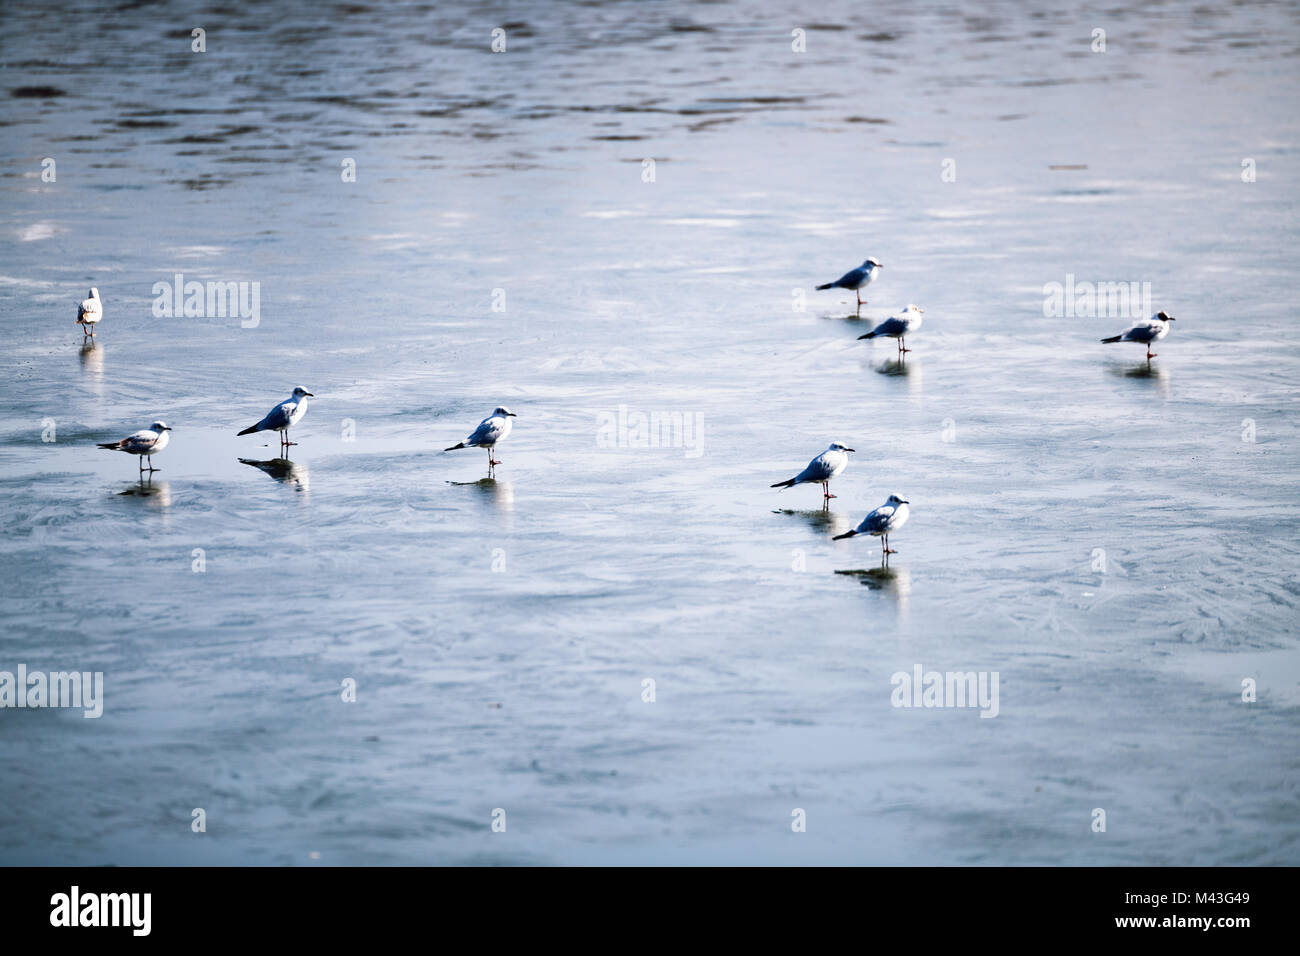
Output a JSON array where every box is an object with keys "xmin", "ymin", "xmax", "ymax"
[{"xmin": 1, "ymin": 0, "xmax": 1297, "ymax": 864}]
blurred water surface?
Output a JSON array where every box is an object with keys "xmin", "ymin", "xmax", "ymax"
[{"xmin": 1, "ymin": 0, "xmax": 1298, "ymax": 864}]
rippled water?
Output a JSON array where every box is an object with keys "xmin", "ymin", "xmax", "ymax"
[{"xmin": 1, "ymin": 0, "xmax": 1298, "ymax": 865}]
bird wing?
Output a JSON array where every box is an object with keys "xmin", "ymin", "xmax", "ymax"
[
  {"xmin": 871, "ymin": 316, "xmax": 908, "ymax": 337},
  {"xmin": 257, "ymin": 399, "xmax": 296, "ymax": 431},
  {"xmin": 119, "ymin": 430, "xmax": 161, "ymax": 454},
  {"xmin": 1122, "ymin": 323, "xmax": 1159, "ymax": 343},
  {"xmin": 863, "ymin": 504, "xmax": 897, "ymax": 534},
  {"xmin": 834, "ymin": 266, "xmax": 867, "ymax": 287},
  {"xmin": 465, "ymin": 417, "xmax": 504, "ymax": 446},
  {"xmin": 794, "ymin": 452, "xmax": 835, "ymax": 483}
]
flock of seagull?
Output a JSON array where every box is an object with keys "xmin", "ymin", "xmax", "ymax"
[
  {"xmin": 82, "ymin": 256, "xmax": 1177, "ymax": 565},
  {"xmin": 773, "ymin": 256, "xmax": 1177, "ymax": 561}
]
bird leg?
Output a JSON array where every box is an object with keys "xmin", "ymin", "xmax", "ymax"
[
  {"xmin": 882, "ymin": 534, "xmax": 898, "ymax": 555},
  {"xmin": 146, "ymin": 455, "xmax": 159, "ymax": 472},
  {"xmin": 1146, "ymin": 350, "xmax": 1156, "ymax": 360},
  {"xmin": 822, "ymin": 481, "xmax": 835, "ymax": 500},
  {"xmin": 899, "ymin": 336, "xmax": 910, "ymax": 354}
]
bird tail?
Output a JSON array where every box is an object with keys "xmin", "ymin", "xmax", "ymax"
[
  {"xmin": 237, "ymin": 425, "xmax": 259, "ymax": 436},
  {"xmin": 445, "ymin": 442, "xmax": 466, "ymax": 451},
  {"xmin": 815, "ymin": 283, "xmax": 833, "ymax": 291},
  {"xmin": 1100, "ymin": 335, "xmax": 1122, "ymax": 344},
  {"xmin": 770, "ymin": 478, "xmax": 796, "ymax": 489},
  {"xmin": 832, "ymin": 530, "xmax": 858, "ymax": 540},
  {"xmin": 857, "ymin": 332, "xmax": 877, "ymax": 340},
  {"xmin": 96, "ymin": 441, "xmax": 120, "ymax": 450}
]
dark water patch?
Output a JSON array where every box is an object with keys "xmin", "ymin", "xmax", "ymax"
[
  {"xmin": 173, "ymin": 176, "xmax": 233, "ymax": 190},
  {"xmin": 860, "ymin": 32, "xmax": 902, "ymax": 42},
  {"xmin": 845, "ymin": 116, "xmax": 890, "ymax": 124},
  {"xmin": 115, "ymin": 118, "xmax": 177, "ymax": 129},
  {"xmin": 10, "ymin": 86, "xmax": 66, "ymax": 99},
  {"xmin": 161, "ymin": 124, "xmax": 262, "ymax": 144},
  {"xmin": 686, "ymin": 116, "xmax": 740, "ymax": 132}
]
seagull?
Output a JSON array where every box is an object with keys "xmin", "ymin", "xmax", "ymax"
[
  {"xmin": 833, "ymin": 494, "xmax": 910, "ymax": 556},
  {"xmin": 771, "ymin": 442, "xmax": 855, "ymax": 502},
  {"xmin": 1101, "ymin": 311, "xmax": 1176, "ymax": 360},
  {"xmin": 98, "ymin": 421, "xmax": 171, "ymax": 473},
  {"xmin": 76, "ymin": 288, "xmax": 102, "ymax": 338},
  {"xmin": 237, "ymin": 386, "xmax": 314, "ymax": 450},
  {"xmin": 816, "ymin": 258, "xmax": 882, "ymax": 308},
  {"xmin": 445, "ymin": 406, "xmax": 516, "ymax": 472},
  {"xmin": 858, "ymin": 304, "xmax": 924, "ymax": 353}
]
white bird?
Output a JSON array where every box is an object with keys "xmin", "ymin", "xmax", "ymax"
[
  {"xmin": 1101, "ymin": 311, "xmax": 1176, "ymax": 360},
  {"xmin": 816, "ymin": 258, "xmax": 882, "ymax": 308},
  {"xmin": 98, "ymin": 421, "xmax": 171, "ymax": 473},
  {"xmin": 834, "ymin": 494, "xmax": 910, "ymax": 556},
  {"xmin": 771, "ymin": 442, "xmax": 855, "ymax": 501},
  {"xmin": 76, "ymin": 288, "xmax": 102, "ymax": 338},
  {"xmin": 237, "ymin": 386, "xmax": 314, "ymax": 450},
  {"xmin": 445, "ymin": 406, "xmax": 516, "ymax": 471},
  {"xmin": 858, "ymin": 304, "xmax": 925, "ymax": 353}
]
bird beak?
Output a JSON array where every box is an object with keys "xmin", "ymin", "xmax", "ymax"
[
  {"xmin": 304, "ymin": 392, "xmax": 315, "ymax": 397},
  {"xmin": 1166, "ymin": 316, "xmax": 1175, "ymax": 321},
  {"xmin": 164, "ymin": 426, "xmax": 172, "ymax": 431},
  {"xmin": 507, "ymin": 412, "xmax": 517, "ymax": 417},
  {"xmin": 845, "ymin": 447, "xmax": 856, "ymax": 453},
  {"xmin": 901, "ymin": 499, "xmax": 910, "ymax": 504}
]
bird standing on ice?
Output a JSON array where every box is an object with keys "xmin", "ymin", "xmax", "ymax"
[
  {"xmin": 76, "ymin": 288, "xmax": 102, "ymax": 338},
  {"xmin": 237, "ymin": 386, "xmax": 314, "ymax": 451},
  {"xmin": 1101, "ymin": 311, "xmax": 1176, "ymax": 360},
  {"xmin": 446, "ymin": 406, "xmax": 516, "ymax": 474},
  {"xmin": 771, "ymin": 442, "xmax": 854, "ymax": 502},
  {"xmin": 816, "ymin": 258, "xmax": 882, "ymax": 308},
  {"xmin": 98, "ymin": 421, "xmax": 171, "ymax": 473},
  {"xmin": 858, "ymin": 304, "xmax": 925, "ymax": 353},
  {"xmin": 834, "ymin": 494, "xmax": 910, "ymax": 557}
]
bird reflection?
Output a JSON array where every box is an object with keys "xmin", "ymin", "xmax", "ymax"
[
  {"xmin": 1108, "ymin": 361, "xmax": 1170, "ymax": 396},
  {"xmin": 239, "ymin": 457, "xmax": 310, "ymax": 493},
  {"xmin": 117, "ymin": 477, "xmax": 171, "ymax": 507},
  {"xmin": 874, "ymin": 356, "xmax": 922, "ymax": 395},
  {"xmin": 78, "ymin": 341, "xmax": 105, "ymax": 394},
  {"xmin": 824, "ymin": 309, "xmax": 870, "ymax": 328},
  {"xmin": 773, "ymin": 508, "xmax": 852, "ymax": 536},
  {"xmin": 835, "ymin": 565, "xmax": 912, "ymax": 618},
  {"xmin": 78, "ymin": 341, "xmax": 103, "ymax": 370},
  {"xmin": 447, "ymin": 477, "xmax": 514, "ymax": 511}
]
